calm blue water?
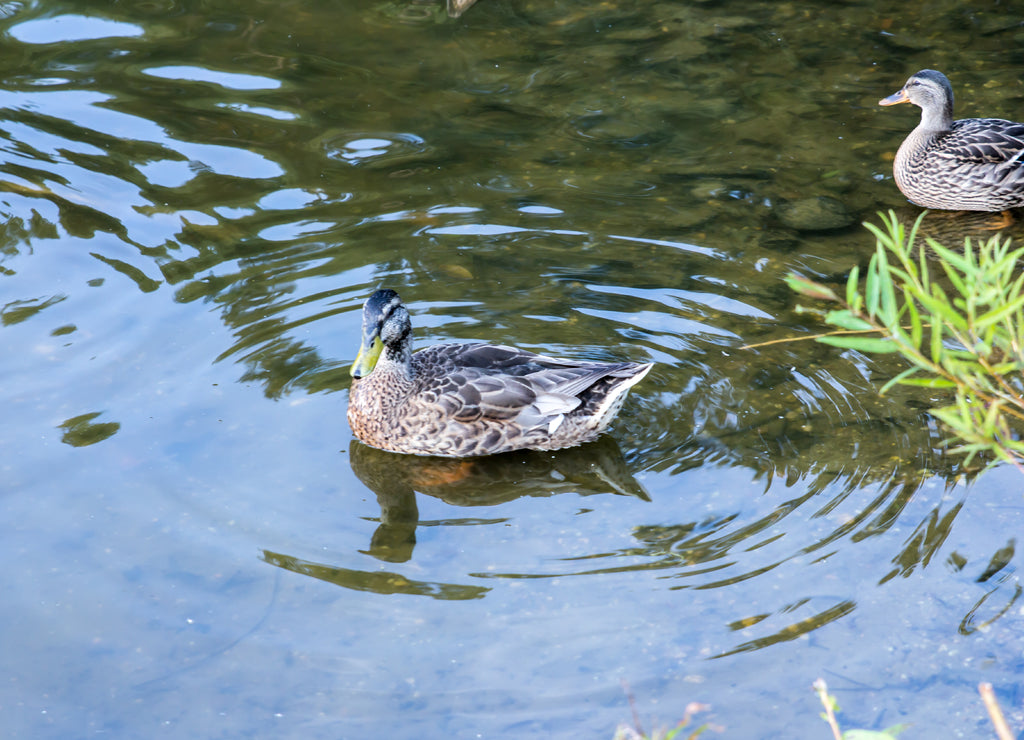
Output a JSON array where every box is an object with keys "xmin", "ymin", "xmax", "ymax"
[{"xmin": 2, "ymin": 1, "xmax": 1023, "ymax": 738}]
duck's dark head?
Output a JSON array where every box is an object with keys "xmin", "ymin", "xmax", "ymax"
[{"xmin": 351, "ymin": 289, "xmax": 412, "ymax": 379}]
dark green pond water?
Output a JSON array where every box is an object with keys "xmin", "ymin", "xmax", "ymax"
[{"xmin": 3, "ymin": 1, "xmax": 1023, "ymax": 737}]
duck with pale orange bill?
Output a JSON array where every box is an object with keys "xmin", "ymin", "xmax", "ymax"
[{"xmin": 879, "ymin": 69, "xmax": 1024, "ymax": 212}]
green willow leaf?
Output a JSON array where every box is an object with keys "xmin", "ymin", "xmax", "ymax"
[
  {"xmin": 789, "ymin": 210, "xmax": 1024, "ymax": 471},
  {"xmin": 876, "ymin": 243, "xmax": 898, "ymax": 320},
  {"xmin": 785, "ymin": 273, "xmax": 838, "ymax": 302},
  {"xmin": 865, "ymin": 253, "xmax": 880, "ymax": 318},
  {"xmin": 903, "ymin": 286, "xmax": 923, "ymax": 348},
  {"xmin": 895, "ymin": 376, "xmax": 958, "ymax": 388},
  {"xmin": 927, "ymin": 237, "xmax": 970, "ymax": 272},
  {"xmin": 976, "ymin": 292, "xmax": 1024, "ymax": 330},
  {"xmin": 880, "ymin": 366, "xmax": 922, "ymax": 394},
  {"xmin": 818, "ymin": 335, "xmax": 898, "ymax": 353},
  {"xmin": 917, "ymin": 288, "xmax": 970, "ymax": 332},
  {"xmin": 845, "ymin": 264, "xmax": 860, "ymax": 307},
  {"xmin": 823, "ymin": 310, "xmax": 874, "ymax": 332}
]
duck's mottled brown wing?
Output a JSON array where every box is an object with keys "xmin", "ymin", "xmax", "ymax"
[
  {"xmin": 936, "ymin": 119, "xmax": 1024, "ymax": 180},
  {"xmin": 413, "ymin": 343, "xmax": 636, "ymax": 427},
  {"xmin": 432, "ymin": 343, "xmax": 582, "ymax": 374},
  {"xmin": 439, "ymin": 372, "xmax": 538, "ymax": 422}
]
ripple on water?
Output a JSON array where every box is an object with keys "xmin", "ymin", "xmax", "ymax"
[
  {"xmin": 2, "ymin": 3, "xmax": 1023, "ymax": 740},
  {"xmin": 9, "ymin": 14, "xmax": 144, "ymax": 44},
  {"xmin": 141, "ymin": 65, "xmax": 281, "ymax": 91},
  {"xmin": 322, "ymin": 132, "xmax": 434, "ymax": 169}
]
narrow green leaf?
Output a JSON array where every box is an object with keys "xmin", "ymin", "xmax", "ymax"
[
  {"xmin": 930, "ymin": 311, "xmax": 944, "ymax": 364},
  {"xmin": 987, "ymin": 361, "xmax": 1024, "ymax": 375},
  {"xmin": 875, "ymin": 242, "xmax": 898, "ymax": 320},
  {"xmin": 818, "ymin": 335, "xmax": 898, "ymax": 353},
  {"xmin": 903, "ymin": 286, "xmax": 923, "ymax": 348},
  {"xmin": 895, "ymin": 376, "xmax": 958, "ymax": 388},
  {"xmin": 865, "ymin": 253, "xmax": 880, "ymax": 318},
  {"xmin": 926, "ymin": 237, "xmax": 971, "ymax": 272},
  {"xmin": 786, "ymin": 273, "xmax": 838, "ymax": 302},
  {"xmin": 917, "ymin": 287, "xmax": 970, "ymax": 332},
  {"xmin": 862, "ymin": 219, "xmax": 886, "ymax": 246},
  {"xmin": 903, "ymin": 210, "xmax": 925, "ymax": 253},
  {"xmin": 937, "ymin": 256, "xmax": 969, "ymax": 299},
  {"xmin": 879, "ymin": 366, "xmax": 923, "ymax": 394},
  {"xmin": 975, "ymin": 291, "xmax": 1024, "ymax": 331},
  {"xmin": 845, "ymin": 264, "xmax": 861, "ymax": 307},
  {"xmin": 824, "ymin": 310, "xmax": 874, "ymax": 332},
  {"xmin": 917, "ymin": 236, "xmax": 930, "ymax": 293}
]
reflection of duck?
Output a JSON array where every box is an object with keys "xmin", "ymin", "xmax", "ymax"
[
  {"xmin": 350, "ymin": 436, "xmax": 649, "ymax": 562},
  {"xmin": 446, "ymin": 0, "xmax": 478, "ymax": 16},
  {"xmin": 348, "ymin": 289, "xmax": 653, "ymax": 457},
  {"xmin": 879, "ymin": 69, "xmax": 1024, "ymax": 212},
  {"xmin": 890, "ymin": 206, "xmax": 1023, "ymax": 247}
]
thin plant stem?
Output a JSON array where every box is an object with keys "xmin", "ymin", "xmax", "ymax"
[
  {"xmin": 813, "ymin": 679, "xmax": 843, "ymax": 740},
  {"xmin": 979, "ymin": 683, "xmax": 1015, "ymax": 740}
]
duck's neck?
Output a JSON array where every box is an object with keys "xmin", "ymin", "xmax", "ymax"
[
  {"xmin": 353, "ymin": 346, "xmax": 414, "ymax": 415},
  {"xmin": 916, "ymin": 98, "xmax": 954, "ymax": 135},
  {"xmin": 895, "ymin": 101, "xmax": 955, "ymax": 183},
  {"xmin": 372, "ymin": 342, "xmax": 414, "ymax": 391},
  {"xmin": 383, "ymin": 339, "xmax": 413, "ymax": 373}
]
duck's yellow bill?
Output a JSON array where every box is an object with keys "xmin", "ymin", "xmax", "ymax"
[{"xmin": 351, "ymin": 335, "xmax": 384, "ymax": 378}]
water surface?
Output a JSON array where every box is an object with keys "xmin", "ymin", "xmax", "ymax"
[{"xmin": 2, "ymin": 1, "xmax": 1023, "ymax": 738}]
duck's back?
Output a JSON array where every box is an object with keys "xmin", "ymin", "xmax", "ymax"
[
  {"xmin": 352, "ymin": 342, "xmax": 651, "ymax": 457},
  {"xmin": 896, "ymin": 117, "xmax": 1024, "ymax": 210}
]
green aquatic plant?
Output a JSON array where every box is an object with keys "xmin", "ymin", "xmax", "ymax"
[{"xmin": 786, "ymin": 211, "xmax": 1024, "ymax": 472}]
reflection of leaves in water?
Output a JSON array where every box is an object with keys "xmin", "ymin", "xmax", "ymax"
[
  {"xmin": 259, "ymin": 549, "xmax": 489, "ymax": 600},
  {"xmin": 977, "ymin": 538, "xmax": 1016, "ymax": 583},
  {"xmin": 711, "ymin": 599, "xmax": 856, "ymax": 659},
  {"xmin": 488, "ymin": 468, "xmax": 978, "ymax": 655},
  {"xmin": 658, "ymin": 347, "xmax": 991, "ymax": 496},
  {"xmin": 958, "ymin": 538, "xmax": 1021, "ymax": 635},
  {"xmin": 235, "ymin": 336, "xmax": 323, "ymax": 399},
  {"xmin": 59, "ymin": 412, "xmax": 121, "ymax": 446},
  {"xmin": 0, "ymin": 208, "xmax": 59, "ymax": 262},
  {"xmin": 1, "ymin": 294, "xmax": 66, "ymax": 325},
  {"xmin": 90, "ymin": 252, "xmax": 161, "ymax": 292},
  {"xmin": 879, "ymin": 501, "xmax": 963, "ymax": 583},
  {"xmin": 960, "ymin": 583, "xmax": 1022, "ymax": 636}
]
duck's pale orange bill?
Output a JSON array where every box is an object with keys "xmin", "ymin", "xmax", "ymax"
[{"xmin": 879, "ymin": 89, "xmax": 910, "ymax": 106}]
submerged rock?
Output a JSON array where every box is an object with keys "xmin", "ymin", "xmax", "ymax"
[{"xmin": 775, "ymin": 196, "xmax": 855, "ymax": 232}]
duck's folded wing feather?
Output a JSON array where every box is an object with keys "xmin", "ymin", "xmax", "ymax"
[
  {"xmin": 432, "ymin": 364, "xmax": 615, "ymax": 423},
  {"xmin": 446, "ymin": 343, "xmax": 589, "ymax": 373},
  {"xmin": 432, "ymin": 371, "xmax": 537, "ymax": 422},
  {"xmin": 940, "ymin": 120, "xmax": 1024, "ymax": 168},
  {"xmin": 419, "ymin": 343, "xmax": 642, "ymax": 430}
]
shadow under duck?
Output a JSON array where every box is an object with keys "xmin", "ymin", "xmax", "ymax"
[
  {"xmin": 879, "ymin": 69, "xmax": 1024, "ymax": 211},
  {"xmin": 347, "ymin": 289, "xmax": 653, "ymax": 457}
]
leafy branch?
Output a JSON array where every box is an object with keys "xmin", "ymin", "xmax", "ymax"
[{"xmin": 787, "ymin": 211, "xmax": 1024, "ymax": 471}]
